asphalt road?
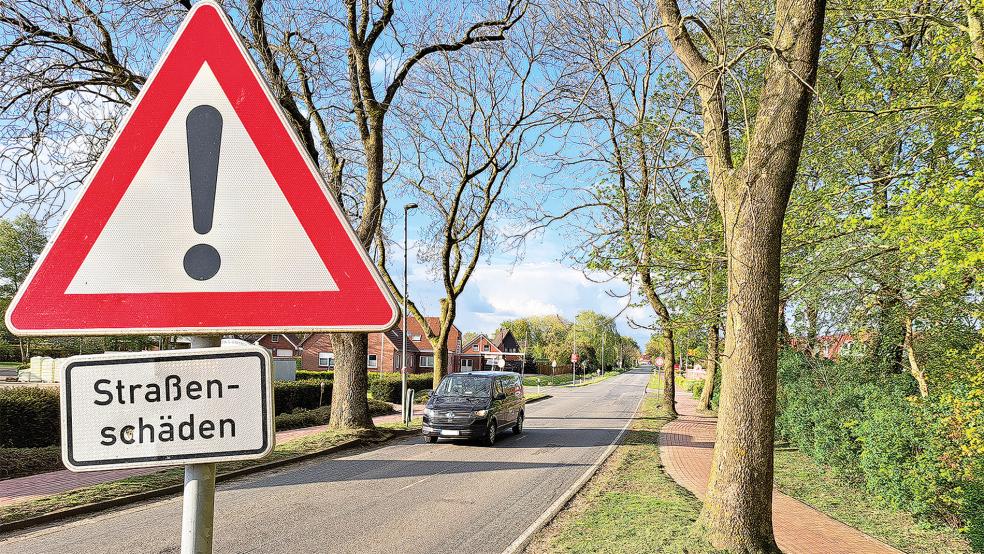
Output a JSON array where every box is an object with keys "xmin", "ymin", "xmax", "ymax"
[{"xmin": 0, "ymin": 369, "xmax": 650, "ymax": 554}]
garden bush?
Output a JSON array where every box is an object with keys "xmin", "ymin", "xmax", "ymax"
[
  {"xmin": 368, "ymin": 372, "xmax": 434, "ymax": 403},
  {"xmin": 274, "ymin": 398, "xmax": 396, "ymax": 432},
  {"xmin": 0, "ymin": 387, "xmax": 60, "ymax": 448},
  {"xmin": 273, "ymin": 379, "xmax": 331, "ymax": 415},
  {"xmin": 295, "ymin": 370, "xmax": 333, "ymax": 381},
  {"xmin": 775, "ymin": 347, "xmax": 984, "ymax": 540}
]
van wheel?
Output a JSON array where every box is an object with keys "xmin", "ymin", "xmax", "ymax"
[
  {"xmin": 484, "ymin": 419, "xmax": 497, "ymax": 446},
  {"xmin": 427, "ymin": 436, "xmax": 438, "ymax": 444},
  {"xmin": 513, "ymin": 412, "xmax": 524, "ymax": 435}
]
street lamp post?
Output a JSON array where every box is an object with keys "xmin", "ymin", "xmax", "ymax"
[{"xmin": 402, "ymin": 202, "xmax": 418, "ymax": 426}]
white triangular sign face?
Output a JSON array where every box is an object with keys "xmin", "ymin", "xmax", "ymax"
[
  {"xmin": 68, "ymin": 63, "xmax": 337, "ymax": 294},
  {"xmin": 6, "ymin": 1, "xmax": 398, "ymax": 335}
]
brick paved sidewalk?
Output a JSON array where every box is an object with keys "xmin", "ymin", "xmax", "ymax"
[
  {"xmin": 0, "ymin": 405, "xmax": 424, "ymax": 509},
  {"xmin": 659, "ymin": 389, "xmax": 903, "ymax": 554}
]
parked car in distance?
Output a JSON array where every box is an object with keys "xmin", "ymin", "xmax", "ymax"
[{"xmin": 422, "ymin": 371, "xmax": 525, "ymax": 446}]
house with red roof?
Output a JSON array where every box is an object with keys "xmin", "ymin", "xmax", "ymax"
[
  {"xmin": 458, "ymin": 328, "xmax": 526, "ymax": 372},
  {"xmin": 298, "ymin": 317, "xmax": 462, "ymax": 373}
]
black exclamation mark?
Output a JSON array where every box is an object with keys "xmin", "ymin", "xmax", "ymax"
[{"xmin": 183, "ymin": 105, "xmax": 222, "ymax": 281}]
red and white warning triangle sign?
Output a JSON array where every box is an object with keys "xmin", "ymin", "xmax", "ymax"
[{"xmin": 6, "ymin": 1, "xmax": 398, "ymax": 335}]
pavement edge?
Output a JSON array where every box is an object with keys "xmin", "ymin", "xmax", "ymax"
[
  {"xmin": 0, "ymin": 427, "xmax": 418, "ymax": 535},
  {"xmin": 500, "ymin": 382, "xmax": 648, "ymax": 554}
]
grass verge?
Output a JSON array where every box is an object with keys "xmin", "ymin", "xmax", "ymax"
[
  {"xmin": 0, "ymin": 401, "xmax": 398, "ymax": 481},
  {"xmin": 0, "ymin": 420, "xmax": 420, "ymax": 526},
  {"xmin": 527, "ymin": 392, "xmax": 715, "ymax": 553},
  {"xmin": 773, "ymin": 448, "xmax": 972, "ymax": 553}
]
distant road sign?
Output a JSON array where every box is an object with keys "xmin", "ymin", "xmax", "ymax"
[
  {"xmin": 571, "ymin": 353, "xmax": 580, "ymax": 363},
  {"xmin": 5, "ymin": 1, "xmax": 398, "ymax": 336},
  {"xmin": 655, "ymin": 357, "xmax": 665, "ymax": 367},
  {"xmin": 60, "ymin": 346, "xmax": 273, "ymax": 471}
]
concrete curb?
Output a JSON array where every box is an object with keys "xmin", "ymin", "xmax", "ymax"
[
  {"xmin": 0, "ymin": 428, "xmax": 418, "ymax": 535},
  {"xmin": 500, "ymin": 388, "xmax": 647, "ymax": 554}
]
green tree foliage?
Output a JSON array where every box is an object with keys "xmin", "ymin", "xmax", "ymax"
[
  {"xmin": 0, "ymin": 214, "xmax": 46, "ymax": 295},
  {"xmin": 500, "ymin": 311, "xmax": 635, "ymax": 369}
]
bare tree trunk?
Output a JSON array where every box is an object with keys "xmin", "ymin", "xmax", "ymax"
[
  {"xmin": 777, "ymin": 299, "xmax": 789, "ymax": 345},
  {"xmin": 699, "ymin": 193, "xmax": 786, "ymax": 551},
  {"xmin": 431, "ymin": 317, "xmax": 453, "ymax": 390},
  {"xmin": 903, "ymin": 314, "xmax": 928, "ymax": 398},
  {"xmin": 699, "ymin": 323, "xmax": 719, "ymax": 411},
  {"xmin": 964, "ymin": 0, "xmax": 984, "ymax": 66},
  {"xmin": 654, "ymin": 0, "xmax": 826, "ymax": 547},
  {"xmin": 663, "ymin": 329, "xmax": 677, "ymax": 416},
  {"xmin": 328, "ymin": 332, "xmax": 374, "ymax": 430},
  {"xmin": 805, "ymin": 303, "xmax": 819, "ymax": 356}
]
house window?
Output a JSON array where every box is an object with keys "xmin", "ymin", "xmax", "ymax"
[
  {"xmin": 483, "ymin": 344, "xmax": 490, "ymax": 352},
  {"xmin": 461, "ymin": 359, "xmax": 474, "ymax": 371},
  {"xmin": 412, "ymin": 335, "xmax": 422, "ymax": 341},
  {"xmin": 271, "ymin": 335, "xmax": 279, "ymax": 343},
  {"xmin": 420, "ymin": 356, "xmax": 434, "ymax": 368},
  {"xmin": 318, "ymin": 352, "xmax": 334, "ymax": 368},
  {"xmin": 367, "ymin": 354, "xmax": 377, "ymax": 368},
  {"xmin": 472, "ymin": 344, "xmax": 479, "ymax": 352}
]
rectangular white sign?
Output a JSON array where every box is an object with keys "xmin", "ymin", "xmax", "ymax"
[{"xmin": 60, "ymin": 346, "xmax": 274, "ymax": 471}]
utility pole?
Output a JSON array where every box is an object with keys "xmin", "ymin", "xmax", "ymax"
[{"xmin": 402, "ymin": 203, "xmax": 417, "ymax": 425}]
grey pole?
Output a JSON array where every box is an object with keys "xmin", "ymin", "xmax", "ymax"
[
  {"xmin": 182, "ymin": 335, "xmax": 221, "ymax": 554},
  {"xmin": 402, "ymin": 203, "xmax": 417, "ymax": 426}
]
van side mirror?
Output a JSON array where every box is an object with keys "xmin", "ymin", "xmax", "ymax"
[{"xmin": 495, "ymin": 392, "xmax": 506, "ymax": 400}]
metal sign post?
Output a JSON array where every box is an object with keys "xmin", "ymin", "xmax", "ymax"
[
  {"xmin": 6, "ymin": 4, "xmax": 399, "ymax": 553},
  {"xmin": 182, "ymin": 336, "xmax": 219, "ymax": 554}
]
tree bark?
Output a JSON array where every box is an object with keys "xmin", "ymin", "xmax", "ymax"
[
  {"xmin": 805, "ymin": 303, "xmax": 819, "ymax": 356},
  {"xmin": 777, "ymin": 298, "xmax": 791, "ymax": 347},
  {"xmin": 699, "ymin": 323, "xmax": 719, "ymax": 411},
  {"xmin": 663, "ymin": 328, "xmax": 677, "ymax": 416},
  {"xmin": 327, "ymin": 332, "xmax": 375, "ymax": 430},
  {"xmin": 903, "ymin": 314, "xmax": 928, "ymax": 398},
  {"xmin": 654, "ymin": 0, "xmax": 826, "ymax": 549}
]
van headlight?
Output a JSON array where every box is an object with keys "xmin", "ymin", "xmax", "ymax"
[
  {"xmin": 424, "ymin": 408, "xmax": 436, "ymax": 417},
  {"xmin": 473, "ymin": 409, "xmax": 488, "ymax": 417}
]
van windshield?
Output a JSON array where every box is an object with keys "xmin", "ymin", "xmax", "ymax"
[{"xmin": 435, "ymin": 375, "xmax": 492, "ymax": 398}]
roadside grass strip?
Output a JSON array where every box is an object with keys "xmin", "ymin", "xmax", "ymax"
[
  {"xmin": 773, "ymin": 448, "xmax": 972, "ymax": 553},
  {"xmin": 0, "ymin": 420, "xmax": 421, "ymax": 527},
  {"xmin": 528, "ymin": 393, "xmax": 718, "ymax": 554}
]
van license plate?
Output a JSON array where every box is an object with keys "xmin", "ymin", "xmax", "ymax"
[{"xmin": 440, "ymin": 430, "xmax": 460, "ymax": 436}]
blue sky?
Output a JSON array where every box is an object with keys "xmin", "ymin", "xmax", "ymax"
[{"xmin": 0, "ymin": 3, "xmax": 655, "ymax": 349}]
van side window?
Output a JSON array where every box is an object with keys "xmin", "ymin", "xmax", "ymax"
[{"xmin": 493, "ymin": 379, "xmax": 504, "ymax": 397}]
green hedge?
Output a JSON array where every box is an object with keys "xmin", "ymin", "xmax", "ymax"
[
  {"xmin": 775, "ymin": 348, "xmax": 984, "ymax": 545},
  {"xmin": 0, "ymin": 379, "xmax": 406, "ymax": 449},
  {"xmin": 0, "ymin": 387, "xmax": 60, "ymax": 448},
  {"xmin": 368, "ymin": 372, "xmax": 434, "ymax": 403},
  {"xmin": 273, "ymin": 379, "xmax": 331, "ymax": 415},
  {"xmin": 296, "ymin": 370, "xmax": 333, "ymax": 380},
  {"xmin": 274, "ymin": 398, "xmax": 396, "ymax": 432}
]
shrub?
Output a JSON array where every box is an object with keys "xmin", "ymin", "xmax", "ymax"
[
  {"xmin": 296, "ymin": 370, "xmax": 333, "ymax": 381},
  {"xmin": 273, "ymin": 398, "xmax": 396, "ymax": 432},
  {"xmin": 275, "ymin": 406, "xmax": 331, "ymax": 431},
  {"xmin": 690, "ymin": 379, "xmax": 704, "ymax": 400},
  {"xmin": 368, "ymin": 372, "xmax": 434, "ymax": 403},
  {"xmin": 775, "ymin": 346, "xmax": 984, "ymax": 535},
  {"xmin": 0, "ymin": 445, "xmax": 62, "ymax": 480},
  {"xmin": 0, "ymin": 387, "xmax": 60, "ymax": 448},
  {"xmin": 273, "ymin": 379, "xmax": 331, "ymax": 415}
]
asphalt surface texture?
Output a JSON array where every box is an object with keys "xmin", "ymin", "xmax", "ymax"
[{"xmin": 0, "ymin": 368, "xmax": 650, "ymax": 554}]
